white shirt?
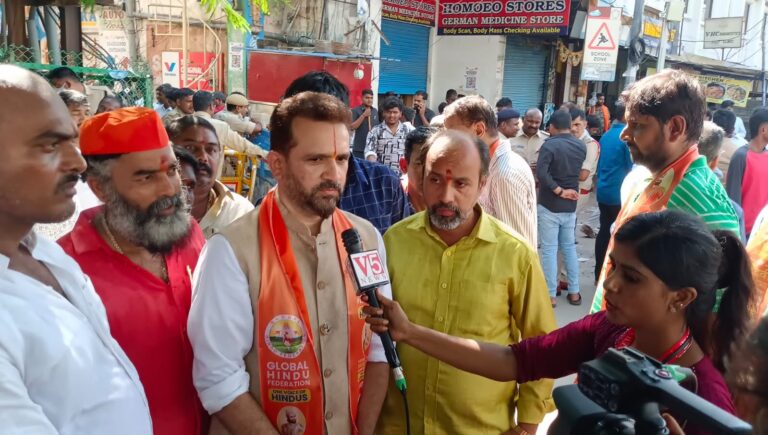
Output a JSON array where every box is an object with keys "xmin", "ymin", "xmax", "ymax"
[
  {"xmin": 478, "ymin": 140, "xmax": 538, "ymax": 247},
  {"xmin": 154, "ymin": 102, "xmax": 173, "ymax": 119},
  {"xmin": 0, "ymin": 233, "xmax": 152, "ymax": 434},
  {"xmin": 620, "ymin": 164, "xmax": 652, "ymax": 206},
  {"xmin": 188, "ymin": 232, "xmax": 392, "ymax": 414},
  {"xmin": 199, "ymin": 181, "xmax": 255, "ymax": 239},
  {"xmin": 734, "ymin": 115, "xmax": 747, "ymax": 139}
]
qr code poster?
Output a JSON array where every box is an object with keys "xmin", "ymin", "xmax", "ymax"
[{"xmin": 229, "ymin": 43, "xmax": 244, "ymax": 72}]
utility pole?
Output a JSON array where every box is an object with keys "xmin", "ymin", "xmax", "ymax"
[
  {"xmin": 623, "ymin": 0, "xmax": 645, "ymax": 88},
  {"xmin": 182, "ymin": 0, "xmax": 189, "ymax": 86},
  {"xmin": 657, "ymin": 4, "xmax": 669, "ymax": 71},
  {"xmin": 123, "ymin": 0, "xmax": 138, "ymax": 65},
  {"xmin": 762, "ymin": 11, "xmax": 767, "ymax": 106}
]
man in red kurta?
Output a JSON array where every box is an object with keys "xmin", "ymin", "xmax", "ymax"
[{"xmin": 59, "ymin": 107, "xmax": 206, "ymax": 435}]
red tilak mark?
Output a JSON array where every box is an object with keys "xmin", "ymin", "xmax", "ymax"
[
  {"xmin": 159, "ymin": 155, "xmax": 172, "ymax": 172},
  {"xmin": 445, "ymin": 168, "xmax": 453, "ymax": 183}
]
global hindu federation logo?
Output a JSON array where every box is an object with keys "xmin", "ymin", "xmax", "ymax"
[{"xmin": 265, "ymin": 315, "xmax": 307, "ymax": 359}]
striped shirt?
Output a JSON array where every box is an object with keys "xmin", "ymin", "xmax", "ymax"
[
  {"xmin": 478, "ymin": 140, "xmax": 538, "ymax": 246},
  {"xmin": 666, "ymin": 157, "xmax": 740, "ymax": 234}
]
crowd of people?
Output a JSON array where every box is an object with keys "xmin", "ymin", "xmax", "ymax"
[{"xmin": 1, "ymin": 61, "xmax": 767, "ymax": 435}]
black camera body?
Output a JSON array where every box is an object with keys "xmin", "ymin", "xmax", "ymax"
[{"xmin": 549, "ymin": 347, "xmax": 752, "ymax": 435}]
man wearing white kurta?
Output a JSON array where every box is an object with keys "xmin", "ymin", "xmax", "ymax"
[{"xmin": 0, "ymin": 65, "xmax": 152, "ymax": 435}]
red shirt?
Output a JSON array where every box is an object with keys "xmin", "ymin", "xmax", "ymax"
[
  {"xmin": 742, "ymin": 150, "xmax": 768, "ymax": 234},
  {"xmin": 59, "ymin": 207, "xmax": 207, "ymax": 435}
]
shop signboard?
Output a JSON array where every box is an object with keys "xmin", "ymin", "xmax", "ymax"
[
  {"xmin": 161, "ymin": 51, "xmax": 181, "ymax": 88},
  {"xmin": 648, "ymin": 67, "xmax": 752, "ymax": 108},
  {"xmin": 382, "ymin": 0, "xmax": 436, "ymax": 27},
  {"xmin": 699, "ymin": 74, "xmax": 751, "ymax": 108},
  {"xmin": 437, "ymin": 0, "xmax": 570, "ymax": 36},
  {"xmin": 580, "ymin": 6, "xmax": 621, "ymax": 82},
  {"xmin": 160, "ymin": 51, "xmax": 218, "ymax": 91},
  {"xmin": 80, "ymin": 6, "xmax": 131, "ymax": 69},
  {"xmin": 703, "ymin": 17, "xmax": 743, "ymax": 49}
]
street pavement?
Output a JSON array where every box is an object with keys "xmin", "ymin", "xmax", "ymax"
[{"xmin": 536, "ymin": 201, "xmax": 600, "ymax": 434}]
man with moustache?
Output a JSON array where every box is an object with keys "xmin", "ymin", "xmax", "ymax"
[
  {"xmin": 283, "ymin": 71, "xmax": 409, "ymax": 234},
  {"xmin": 379, "ymin": 130, "xmax": 555, "ymax": 435},
  {"xmin": 167, "ymin": 115, "xmax": 254, "ymax": 238},
  {"xmin": 509, "ymin": 108, "xmax": 549, "ymax": 173},
  {"xmin": 590, "ymin": 69, "xmax": 739, "ymax": 313},
  {"xmin": 59, "ymin": 107, "xmax": 207, "ymax": 435},
  {"xmin": 443, "ymin": 96, "xmax": 537, "ymax": 246},
  {"xmin": 0, "ymin": 65, "xmax": 151, "ymax": 434},
  {"xmin": 188, "ymin": 92, "xmax": 391, "ymax": 435}
]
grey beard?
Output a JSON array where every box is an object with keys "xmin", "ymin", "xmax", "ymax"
[
  {"xmin": 103, "ymin": 184, "xmax": 191, "ymax": 254},
  {"xmin": 428, "ymin": 203, "xmax": 467, "ymax": 230}
]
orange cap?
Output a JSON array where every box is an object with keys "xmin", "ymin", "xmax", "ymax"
[{"xmin": 80, "ymin": 107, "xmax": 170, "ymax": 155}]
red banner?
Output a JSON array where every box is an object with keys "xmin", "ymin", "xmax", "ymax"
[
  {"xmin": 437, "ymin": 0, "xmax": 570, "ymax": 36},
  {"xmin": 382, "ymin": 0, "xmax": 437, "ymax": 26}
]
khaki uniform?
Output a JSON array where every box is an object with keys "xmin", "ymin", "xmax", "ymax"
[
  {"xmin": 214, "ymin": 110, "xmax": 258, "ymax": 136},
  {"xmin": 509, "ymin": 130, "xmax": 550, "ymax": 167}
]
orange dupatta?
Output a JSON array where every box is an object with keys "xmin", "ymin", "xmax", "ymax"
[
  {"xmin": 257, "ymin": 190, "xmax": 371, "ymax": 434},
  {"xmin": 590, "ymin": 146, "xmax": 700, "ymax": 313}
]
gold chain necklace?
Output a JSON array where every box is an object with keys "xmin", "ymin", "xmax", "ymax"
[{"xmin": 100, "ymin": 214, "xmax": 168, "ymax": 282}]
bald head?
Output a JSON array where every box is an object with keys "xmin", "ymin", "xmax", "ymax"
[
  {"xmin": 0, "ymin": 65, "xmax": 70, "ymax": 128},
  {"xmin": 0, "ymin": 65, "xmax": 60, "ymax": 99},
  {"xmin": 0, "ymin": 64, "xmax": 85, "ymax": 229},
  {"xmin": 522, "ymin": 108, "xmax": 543, "ymax": 137},
  {"xmin": 421, "ymin": 130, "xmax": 489, "ymax": 235},
  {"xmin": 525, "ymin": 108, "xmax": 543, "ymax": 118},
  {"xmin": 423, "ymin": 130, "xmax": 490, "ymax": 180}
]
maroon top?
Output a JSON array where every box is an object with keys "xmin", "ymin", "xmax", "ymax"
[{"xmin": 511, "ymin": 312, "xmax": 735, "ymax": 435}]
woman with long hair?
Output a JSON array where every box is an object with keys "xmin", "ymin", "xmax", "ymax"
[{"xmin": 366, "ymin": 210, "xmax": 756, "ymax": 435}]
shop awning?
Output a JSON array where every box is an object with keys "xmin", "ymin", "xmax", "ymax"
[{"xmin": 657, "ymin": 52, "xmax": 762, "ymax": 79}]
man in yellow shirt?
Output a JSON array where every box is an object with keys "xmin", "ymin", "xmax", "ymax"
[{"xmin": 379, "ymin": 130, "xmax": 556, "ymax": 435}]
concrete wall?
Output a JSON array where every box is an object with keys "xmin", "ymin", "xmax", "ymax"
[{"xmin": 427, "ymin": 33, "xmax": 506, "ymax": 112}]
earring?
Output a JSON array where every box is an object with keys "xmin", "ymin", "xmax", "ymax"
[{"xmin": 670, "ymin": 306, "xmax": 677, "ymax": 313}]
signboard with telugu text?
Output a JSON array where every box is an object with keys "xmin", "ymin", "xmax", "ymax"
[
  {"xmin": 436, "ymin": 0, "xmax": 570, "ymax": 36},
  {"xmin": 580, "ymin": 6, "xmax": 621, "ymax": 82},
  {"xmin": 382, "ymin": 0, "xmax": 436, "ymax": 27},
  {"xmin": 647, "ymin": 67, "xmax": 752, "ymax": 108}
]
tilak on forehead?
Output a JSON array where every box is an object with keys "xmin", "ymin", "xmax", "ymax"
[{"xmin": 80, "ymin": 107, "xmax": 169, "ymax": 156}]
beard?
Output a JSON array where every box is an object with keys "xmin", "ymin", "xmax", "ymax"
[
  {"xmin": 428, "ymin": 202, "xmax": 468, "ymax": 230},
  {"xmin": 281, "ymin": 170, "xmax": 343, "ymax": 219},
  {"xmin": 102, "ymin": 183, "xmax": 191, "ymax": 254},
  {"xmin": 627, "ymin": 132, "xmax": 668, "ymax": 173}
]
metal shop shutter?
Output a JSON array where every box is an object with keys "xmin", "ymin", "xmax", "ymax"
[
  {"xmin": 379, "ymin": 19, "xmax": 430, "ymax": 95},
  {"xmin": 502, "ymin": 38, "xmax": 549, "ymax": 111}
]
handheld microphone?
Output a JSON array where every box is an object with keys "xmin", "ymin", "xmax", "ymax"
[{"xmin": 341, "ymin": 228, "xmax": 407, "ymax": 392}]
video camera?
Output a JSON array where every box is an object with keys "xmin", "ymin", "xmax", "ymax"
[{"xmin": 548, "ymin": 347, "xmax": 752, "ymax": 435}]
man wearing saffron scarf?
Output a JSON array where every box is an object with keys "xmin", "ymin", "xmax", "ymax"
[
  {"xmin": 189, "ymin": 91, "xmax": 391, "ymax": 435},
  {"xmin": 59, "ymin": 107, "xmax": 207, "ymax": 434},
  {"xmin": 590, "ymin": 70, "xmax": 739, "ymax": 313}
]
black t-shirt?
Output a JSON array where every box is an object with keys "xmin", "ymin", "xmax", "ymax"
[
  {"xmin": 351, "ymin": 105, "xmax": 378, "ymax": 157},
  {"xmin": 411, "ymin": 107, "xmax": 435, "ymax": 127}
]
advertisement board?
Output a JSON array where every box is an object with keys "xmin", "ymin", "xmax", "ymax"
[
  {"xmin": 382, "ymin": 0, "xmax": 436, "ymax": 26},
  {"xmin": 648, "ymin": 67, "xmax": 752, "ymax": 108},
  {"xmin": 436, "ymin": 0, "xmax": 570, "ymax": 36}
]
